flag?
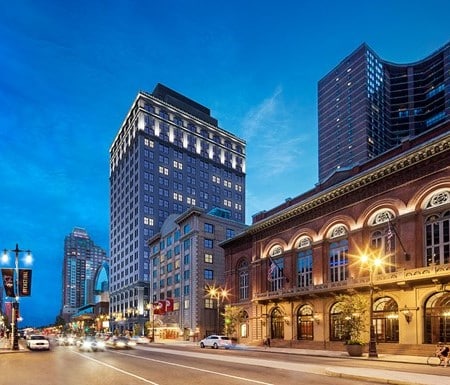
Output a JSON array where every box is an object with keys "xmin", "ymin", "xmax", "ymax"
[
  {"xmin": 165, "ymin": 298, "xmax": 174, "ymax": 312},
  {"xmin": 267, "ymin": 258, "xmax": 276, "ymax": 282},
  {"xmin": 153, "ymin": 301, "xmax": 166, "ymax": 315}
]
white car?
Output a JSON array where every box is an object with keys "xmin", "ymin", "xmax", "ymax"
[
  {"xmin": 199, "ymin": 335, "xmax": 232, "ymax": 349},
  {"xmin": 131, "ymin": 336, "xmax": 150, "ymax": 344},
  {"xmin": 27, "ymin": 335, "xmax": 50, "ymax": 351}
]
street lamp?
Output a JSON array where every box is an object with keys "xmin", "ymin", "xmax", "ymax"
[
  {"xmin": 2, "ymin": 244, "xmax": 32, "ymax": 350},
  {"xmin": 360, "ymin": 253, "xmax": 382, "ymax": 358},
  {"xmin": 206, "ymin": 285, "xmax": 229, "ymax": 334},
  {"xmin": 151, "ymin": 302, "xmax": 162, "ymax": 342}
]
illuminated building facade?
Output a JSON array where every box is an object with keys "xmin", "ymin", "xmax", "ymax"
[
  {"xmin": 223, "ymin": 122, "xmax": 450, "ymax": 354},
  {"xmin": 109, "ymin": 84, "xmax": 246, "ymax": 332}
]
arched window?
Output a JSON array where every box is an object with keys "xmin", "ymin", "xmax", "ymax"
[
  {"xmin": 297, "ymin": 305, "xmax": 314, "ymax": 340},
  {"xmin": 424, "ymin": 292, "xmax": 450, "ymax": 344},
  {"xmin": 268, "ymin": 245, "xmax": 285, "ymax": 292},
  {"xmin": 238, "ymin": 260, "xmax": 249, "ymax": 300},
  {"xmin": 240, "ymin": 311, "xmax": 249, "ymax": 338},
  {"xmin": 329, "ymin": 302, "xmax": 345, "ymax": 341},
  {"xmin": 373, "ymin": 297, "xmax": 399, "ymax": 343},
  {"xmin": 369, "ymin": 210, "xmax": 396, "ymax": 272},
  {"xmin": 270, "ymin": 308, "xmax": 284, "ymax": 339}
]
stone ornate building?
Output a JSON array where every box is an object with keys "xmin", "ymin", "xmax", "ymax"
[{"xmin": 222, "ymin": 122, "xmax": 450, "ymax": 354}]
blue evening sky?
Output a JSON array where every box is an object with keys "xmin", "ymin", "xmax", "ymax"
[{"xmin": 0, "ymin": 0, "xmax": 448, "ymax": 326}]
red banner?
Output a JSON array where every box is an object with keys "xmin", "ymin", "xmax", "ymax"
[
  {"xmin": 165, "ymin": 298, "xmax": 174, "ymax": 312},
  {"xmin": 153, "ymin": 301, "xmax": 166, "ymax": 315}
]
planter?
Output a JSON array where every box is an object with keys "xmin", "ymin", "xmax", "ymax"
[{"xmin": 346, "ymin": 344, "xmax": 364, "ymax": 357}]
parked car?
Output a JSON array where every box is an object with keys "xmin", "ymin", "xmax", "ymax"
[
  {"xmin": 78, "ymin": 336, "xmax": 106, "ymax": 352},
  {"xmin": 105, "ymin": 336, "xmax": 136, "ymax": 349},
  {"xmin": 199, "ymin": 335, "xmax": 232, "ymax": 349},
  {"xmin": 26, "ymin": 335, "xmax": 50, "ymax": 351}
]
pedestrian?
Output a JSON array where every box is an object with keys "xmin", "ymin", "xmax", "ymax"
[{"xmin": 263, "ymin": 337, "xmax": 270, "ymax": 348}]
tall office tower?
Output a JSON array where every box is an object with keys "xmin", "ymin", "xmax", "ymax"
[
  {"xmin": 60, "ymin": 227, "xmax": 108, "ymax": 322},
  {"xmin": 109, "ymin": 84, "xmax": 246, "ymax": 331},
  {"xmin": 318, "ymin": 42, "xmax": 449, "ymax": 182}
]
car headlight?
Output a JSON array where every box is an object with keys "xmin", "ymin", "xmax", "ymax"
[
  {"xmin": 116, "ymin": 341, "xmax": 126, "ymax": 347},
  {"xmin": 96, "ymin": 341, "xmax": 105, "ymax": 348}
]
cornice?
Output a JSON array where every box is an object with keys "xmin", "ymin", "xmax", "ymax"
[{"xmin": 245, "ymin": 131, "xmax": 450, "ymax": 236}]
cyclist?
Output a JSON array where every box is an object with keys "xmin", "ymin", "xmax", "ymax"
[{"xmin": 436, "ymin": 342, "xmax": 449, "ymax": 367}]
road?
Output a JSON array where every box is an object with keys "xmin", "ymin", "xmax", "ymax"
[{"xmin": 0, "ymin": 341, "xmax": 447, "ymax": 385}]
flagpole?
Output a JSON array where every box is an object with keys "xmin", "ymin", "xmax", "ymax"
[{"xmin": 387, "ymin": 218, "xmax": 409, "ymax": 259}]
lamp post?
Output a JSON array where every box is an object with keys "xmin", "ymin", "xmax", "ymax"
[
  {"xmin": 360, "ymin": 253, "xmax": 382, "ymax": 358},
  {"xmin": 2, "ymin": 244, "xmax": 32, "ymax": 350},
  {"xmin": 206, "ymin": 286, "xmax": 229, "ymax": 334},
  {"xmin": 151, "ymin": 302, "xmax": 162, "ymax": 342}
]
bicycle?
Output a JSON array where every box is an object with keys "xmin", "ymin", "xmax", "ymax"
[{"xmin": 427, "ymin": 354, "xmax": 444, "ymax": 366}]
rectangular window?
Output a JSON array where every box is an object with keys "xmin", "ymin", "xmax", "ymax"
[
  {"xmin": 204, "ymin": 223, "xmax": 214, "ymax": 233},
  {"xmin": 226, "ymin": 228, "xmax": 235, "ymax": 239},
  {"xmin": 204, "ymin": 269, "xmax": 213, "ymax": 280},
  {"xmin": 204, "ymin": 239, "xmax": 213, "ymax": 249},
  {"xmin": 297, "ymin": 250, "xmax": 313, "ymax": 287},
  {"xmin": 204, "ymin": 298, "xmax": 214, "ymax": 309},
  {"xmin": 329, "ymin": 240, "xmax": 348, "ymax": 282},
  {"xmin": 204, "ymin": 253, "xmax": 213, "ymax": 263}
]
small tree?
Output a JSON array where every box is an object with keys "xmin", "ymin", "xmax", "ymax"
[
  {"xmin": 335, "ymin": 293, "xmax": 368, "ymax": 345},
  {"xmin": 222, "ymin": 305, "xmax": 245, "ymax": 338}
]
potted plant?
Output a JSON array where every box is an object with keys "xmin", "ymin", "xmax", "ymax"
[{"xmin": 334, "ymin": 293, "xmax": 368, "ymax": 356}]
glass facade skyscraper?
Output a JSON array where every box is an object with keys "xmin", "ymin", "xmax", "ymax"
[
  {"xmin": 109, "ymin": 84, "xmax": 246, "ymax": 331},
  {"xmin": 318, "ymin": 42, "xmax": 449, "ymax": 182},
  {"xmin": 61, "ymin": 227, "xmax": 108, "ymax": 321}
]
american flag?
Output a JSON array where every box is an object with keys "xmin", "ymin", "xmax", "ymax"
[{"xmin": 267, "ymin": 259, "xmax": 276, "ymax": 282}]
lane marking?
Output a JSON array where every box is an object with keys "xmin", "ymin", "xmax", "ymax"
[
  {"xmin": 72, "ymin": 351, "xmax": 159, "ymax": 384},
  {"xmin": 115, "ymin": 351, "xmax": 274, "ymax": 385}
]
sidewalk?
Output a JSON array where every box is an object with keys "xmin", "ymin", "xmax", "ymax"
[
  {"xmin": 157, "ymin": 340, "xmax": 447, "ymax": 385},
  {"xmin": 0, "ymin": 336, "xmax": 27, "ymax": 352}
]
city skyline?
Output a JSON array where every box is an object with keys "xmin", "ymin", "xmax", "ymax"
[{"xmin": 0, "ymin": 0, "xmax": 448, "ymax": 326}]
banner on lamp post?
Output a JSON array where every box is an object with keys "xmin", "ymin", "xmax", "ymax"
[
  {"xmin": 19, "ymin": 269, "xmax": 32, "ymax": 296},
  {"xmin": 1, "ymin": 269, "xmax": 15, "ymax": 297}
]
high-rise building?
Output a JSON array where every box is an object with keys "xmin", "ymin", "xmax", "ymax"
[
  {"xmin": 318, "ymin": 42, "xmax": 449, "ymax": 182},
  {"xmin": 109, "ymin": 84, "xmax": 246, "ymax": 331},
  {"xmin": 60, "ymin": 227, "xmax": 108, "ymax": 322}
]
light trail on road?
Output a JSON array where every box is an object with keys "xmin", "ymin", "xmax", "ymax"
[
  {"xmin": 115, "ymin": 350, "xmax": 274, "ymax": 385},
  {"xmin": 71, "ymin": 350, "xmax": 160, "ymax": 385}
]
